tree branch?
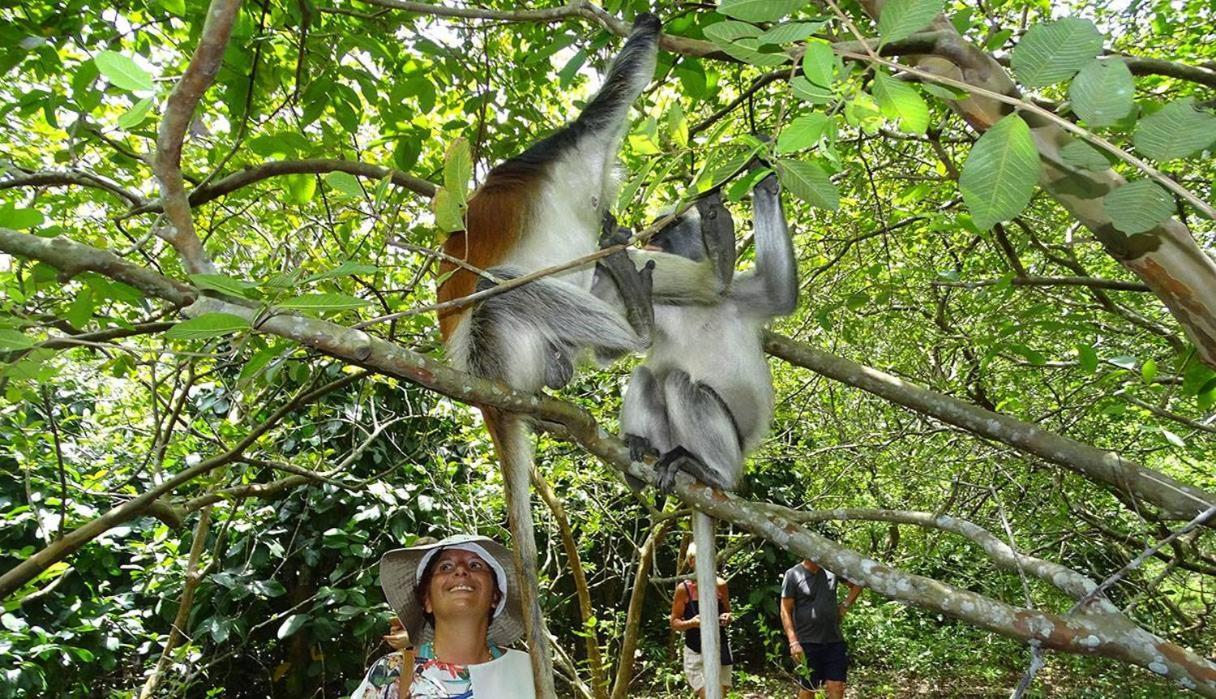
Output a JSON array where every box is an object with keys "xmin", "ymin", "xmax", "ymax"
[
  {"xmin": 0, "ymin": 169, "xmax": 147, "ymax": 207},
  {"xmin": 153, "ymin": 0, "xmax": 243, "ymax": 275}
]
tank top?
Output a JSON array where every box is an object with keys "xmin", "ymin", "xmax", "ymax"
[{"xmin": 681, "ymin": 580, "xmax": 734, "ymax": 665}]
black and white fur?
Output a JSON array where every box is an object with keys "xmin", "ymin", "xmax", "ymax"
[{"xmin": 621, "ymin": 173, "xmax": 797, "ymax": 699}]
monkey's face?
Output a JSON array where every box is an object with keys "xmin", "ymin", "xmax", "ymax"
[{"xmin": 647, "ymin": 212, "xmax": 705, "ymax": 261}]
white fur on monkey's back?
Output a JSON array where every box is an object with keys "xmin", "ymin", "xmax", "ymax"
[{"xmin": 442, "ymin": 13, "xmax": 661, "ymax": 395}]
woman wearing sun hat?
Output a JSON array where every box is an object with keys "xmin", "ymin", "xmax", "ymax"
[{"xmin": 351, "ymin": 534, "xmax": 536, "ymax": 698}]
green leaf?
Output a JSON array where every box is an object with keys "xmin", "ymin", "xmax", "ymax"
[
  {"xmin": 1059, "ymin": 140, "xmax": 1111, "ymax": 171},
  {"xmin": 801, "ymin": 39, "xmax": 835, "ymax": 87},
  {"xmin": 0, "ymin": 329, "xmax": 36, "ymax": 350},
  {"xmin": 284, "ymin": 174, "xmax": 316, "ymax": 206},
  {"xmin": 189, "ymin": 274, "xmax": 258, "ymax": 299},
  {"xmin": 1108, "ymin": 355, "xmax": 1137, "ymax": 370},
  {"xmin": 1132, "ymin": 98, "xmax": 1216, "ymax": 161},
  {"xmin": 1141, "ymin": 358, "xmax": 1158, "ymax": 383},
  {"xmin": 433, "ymin": 187, "xmax": 466, "ymax": 233},
  {"xmin": 777, "ymin": 113, "xmax": 830, "ymax": 153},
  {"xmin": 1161, "ymin": 428, "xmax": 1186, "ymax": 448},
  {"xmin": 94, "ymin": 51, "xmax": 155, "ymax": 93},
  {"xmin": 704, "ymin": 20, "xmax": 763, "ymax": 45},
  {"xmin": 1069, "ymin": 58, "xmax": 1134, "ymax": 126},
  {"xmin": 278, "ymin": 293, "xmax": 370, "ymax": 313},
  {"xmin": 1075, "ymin": 344, "xmax": 1098, "ymax": 373},
  {"xmin": 717, "ymin": 0, "xmax": 808, "ymax": 22},
  {"xmin": 164, "ymin": 313, "xmax": 250, "ymax": 341},
  {"xmin": 324, "ymin": 172, "xmax": 363, "ymax": 198},
  {"xmin": 116, "ymin": 97, "xmax": 154, "ymax": 129},
  {"xmin": 277, "ymin": 613, "xmax": 309, "ymax": 639},
  {"xmin": 921, "ymin": 82, "xmax": 969, "ymax": 101},
  {"xmin": 959, "ymin": 114, "xmax": 1040, "ymax": 230},
  {"xmin": 1104, "ymin": 179, "xmax": 1173, "ymax": 234},
  {"xmin": 716, "ymin": 38, "xmax": 790, "ymax": 67},
  {"xmin": 876, "ymin": 0, "xmax": 944, "ymax": 46},
  {"xmin": 758, "ymin": 21, "xmax": 824, "ymax": 45},
  {"xmin": 775, "ymin": 158, "xmax": 840, "ymax": 210},
  {"xmin": 443, "ymin": 138, "xmax": 472, "ymax": 204},
  {"xmin": 0, "ymin": 205, "xmax": 44, "ymax": 230},
  {"xmin": 1010, "ymin": 17, "xmax": 1104, "ymax": 88},
  {"xmin": 790, "ymin": 76, "xmax": 833, "ymax": 104},
  {"xmin": 65, "ymin": 288, "xmax": 95, "ymax": 330},
  {"xmin": 872, "ymin": 71, "xmax": 929, "ymax": 134}
]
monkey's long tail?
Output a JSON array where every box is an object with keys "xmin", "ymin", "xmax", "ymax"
[
  {"xmin": 692, "ymin": 511, "xmax": 725, "ymax": 699},
  {"xmin": 480, "ymin": 407, "xmax": 558, "ymax": 699}
]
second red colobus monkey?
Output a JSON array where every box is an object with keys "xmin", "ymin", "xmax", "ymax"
[{"xmin": 434, "ymin": 14, "xmax": 662, "ymax": 696}]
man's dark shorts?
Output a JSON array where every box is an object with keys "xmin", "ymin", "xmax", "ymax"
[{"xmin": 797, "ymin": 641, "xmax": 849, "ymax": 689}]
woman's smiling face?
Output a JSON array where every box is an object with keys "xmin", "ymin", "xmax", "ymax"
[{"xmin": 423, "ymin": 548, "xmax": 500, "ymax": 622}]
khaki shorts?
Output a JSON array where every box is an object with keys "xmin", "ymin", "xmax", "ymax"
[{"xmin": 682, "ymin": 645, "xmax": 733, "ymax": 692}]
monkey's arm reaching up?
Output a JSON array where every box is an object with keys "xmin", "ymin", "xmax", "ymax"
[
  {"xmin": 629, "ymin": 190, "xmax": 738, "ymax": 306},
  {"xmin": 731, "ymin": 173, "xmax": 799, "ymax": 318}
]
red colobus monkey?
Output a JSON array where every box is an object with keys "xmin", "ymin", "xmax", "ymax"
[
  {"xmin": 434, "ymin": 15, "xmax": 662, "ymax": 695},
  {"xmin": 621, "ymin": 172, "xmax": 798, "ymax": 699}
]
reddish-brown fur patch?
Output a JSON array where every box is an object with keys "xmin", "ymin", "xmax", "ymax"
[{"xmin": 437, "ymin": 161, "xmax": 544, "ymax": 340}]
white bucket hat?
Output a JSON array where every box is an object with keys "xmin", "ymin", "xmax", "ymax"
[{"xmin": 379, "ymin": 534, "xmax": 525, "ymax": 647}]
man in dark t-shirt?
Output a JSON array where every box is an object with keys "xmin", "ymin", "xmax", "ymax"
[{"xmin": 780, "ymin": 559, "xmax": 862, "ymax": 699}]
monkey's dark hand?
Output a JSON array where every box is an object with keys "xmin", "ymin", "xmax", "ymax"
[
  {"xmin": 625, "ymin": 433, "xmax": 658, "ymax": 464},
  {"xmin": 654, "ymin": 448, "xmax": 684, "ymax": 493},
  {"xmin": 599, "ymin": 211, "xmax": 633, "ymax": 249},
  {"xmin": 544, "ymin": 343, "xmax": 574, "ymax": 389}
]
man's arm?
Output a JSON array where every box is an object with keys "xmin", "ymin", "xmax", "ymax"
[
  {"xmin": 718, "ymin": 579, "xmax": 732, "ymax": 625},
  {"xmin": 838, "ymin": 581, "xmax": 863, "ymax": 617},
  {"xmin": 780, "ymin": 596, "xmax": 803, "ymax": 662}
]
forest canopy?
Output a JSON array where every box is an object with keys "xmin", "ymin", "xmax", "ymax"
[{"xmin": 0, "ymin": 0, "xmax": 1214, "ymax": 696}]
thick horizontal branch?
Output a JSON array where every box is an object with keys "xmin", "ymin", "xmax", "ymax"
[
  {"xmin": 3, "ymin": 226, "xmax": 1215, "ymax": 692},
  {"xmin": 763, "ymin": 332, "xmax": 1216, "ymax": 523},
  {"xmin": 125, "ymin": 159, "xmax": 437, "ymax": 217}
]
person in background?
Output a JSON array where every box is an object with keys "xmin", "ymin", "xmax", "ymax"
[
  {"xmin": 669, "ymin": 543, "xmax": 734, "ymax": 698},
  {"xmin": 780, "ymin": 556, "xmax": 862, "ymax": 699},
  {"xmin": 352, "ymin": 534, "xmax": 535, "ymax": 698}
]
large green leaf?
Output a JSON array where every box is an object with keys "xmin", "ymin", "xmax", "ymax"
[
  {"xmin": 278, "ymin": 293, "xmax": 371, "ymax": 313},
  {"xmin": 790, "ymin": 77, "xmax": 833, "ymax": 104},
  {"xmin": 959, "ymin": 114, "xmax": 1040, "ymax": 230},
  {"xmin": 717, "ymin": 38, "xmax": 790, "ymax": 67},
  {"xmin": 1104, "ymin": 179, "xmax": 1173, "ymax": 234},
  {"xmin": 775, "ymin": 158, "xmax": 840, "ymax": 210},
  {"xmin": 717, "ymin": 0, "xmax": 807, "ymax": 22},
  {"xmin": 876, "ymin": 0, "xmax": 944, "ymax": 45},
  {"xmin": 164, "ymin": 313, "xmax": 250, "ymax": 341},
  {"xmin": 777, "ymin": 113, "xmax": 830, "ymax": 153},
  {"xmin": 433, "ymin": 187, "xmax": 466, "ymax": 233},
  {"xmin": 324, "ymin": 172, "xmax": 363, "ymax": 198},
  {"xmin": 116, "ymin": 97, "xmax": 154, "ymax": 130},
  {"xmin": 1010, "ymin": 17, "xmax": 1104, "ymax": 88},
  {"xmin": 758, "ymin": 21, "xmax": 824, "ymax": 45},
  {"xmin": 704, "ymin": 20, "xmax": 762, "ymax": 44},
  {"xmin": 94, "ymin": 51, "xmax": 155, "ymax": 93},
  {"xmin": 277, "ymin": 613, "xmax": 309, "ymax": 639},
  {"xmin": 872, "ymin": 71, "xmax": 929, "ymax": 134},
  {"xmin": 190, "ymin": 274, "xmax": 259, "ymax": 299},
  {"xmin": 0, "ymin": 205, "xmax": 43, "ymax": 230},
  {"xmin": 0, "ymin": 329, "xmax": 36, "ymax": 350},
  {"xmin": 443, "ymin": 138, "xmax": 472, "ymax": 204},
  {"xmin": 1132, "ymin": 98, "xmax": 1216, "ymax": 161},
  {"xmin": 1069, "ymin": 58, "xmax": 1134, "ymax": 126},
  {"xmin": 801, "ymin": 39, "xmax": 835, "ymax": 87}
]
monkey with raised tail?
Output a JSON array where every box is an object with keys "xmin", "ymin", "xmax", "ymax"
[{"xmin": 434, "ymin": 14, "xmax": 663, "ymax": 696}]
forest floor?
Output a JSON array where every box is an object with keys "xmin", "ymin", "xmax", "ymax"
[{"xmin": 627, "ymin": 666, "xmax": 1190, "ymax": 697}]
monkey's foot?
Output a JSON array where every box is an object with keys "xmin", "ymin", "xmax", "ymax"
[{"xmin": 544, "ymin": 343, "xmax": 574, "ymax": 389}]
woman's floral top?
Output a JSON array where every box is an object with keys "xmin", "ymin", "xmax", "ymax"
[{"xmin": 351, "ymin": 642, "xmax": 507, "ymax": 698}]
